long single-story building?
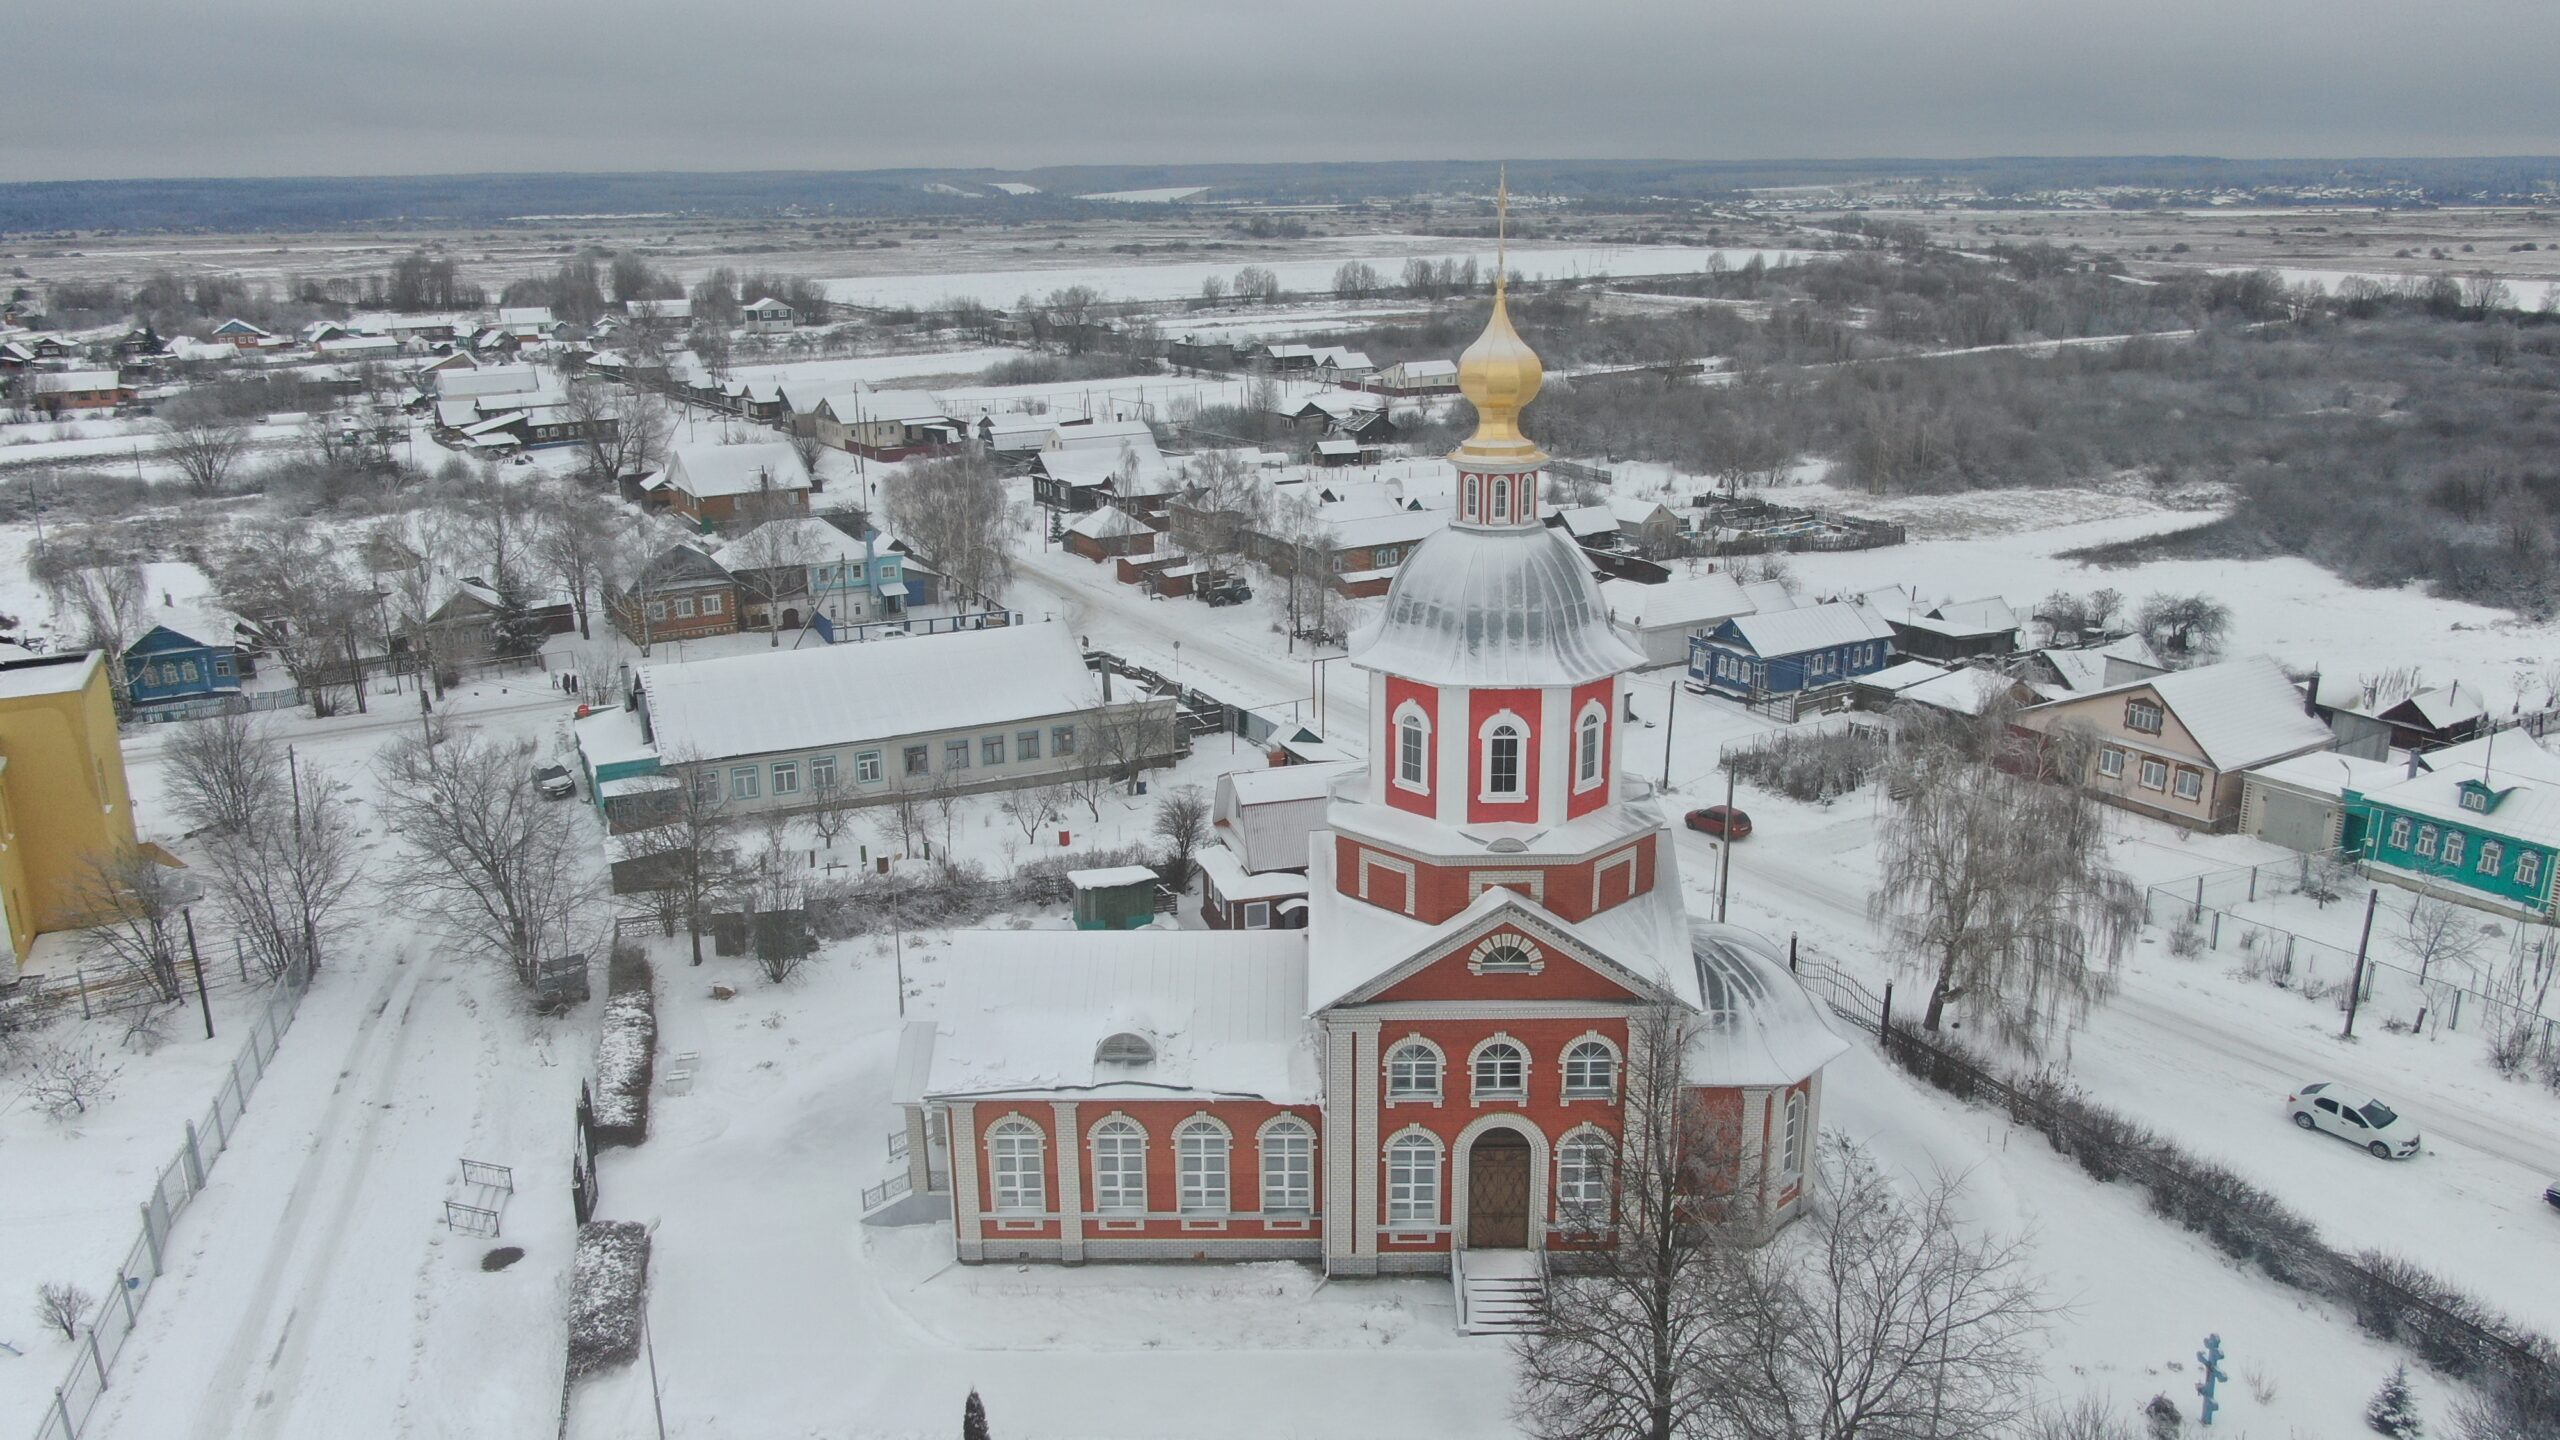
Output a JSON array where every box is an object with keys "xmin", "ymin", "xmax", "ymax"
[{"xmin": 606, "ymin": 622, "xmax": 1181, "ymax": 819}]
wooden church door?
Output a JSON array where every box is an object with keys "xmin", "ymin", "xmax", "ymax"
[{"xmin": 1467, "ymin": 1129, "xmax": 1533, "ymax": 1248}]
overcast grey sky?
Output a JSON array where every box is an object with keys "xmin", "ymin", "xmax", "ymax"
[{"xmin": 6, "ymin": 0, "xmax": 2556, "ymax": 181}]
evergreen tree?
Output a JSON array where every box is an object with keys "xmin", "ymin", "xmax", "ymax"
[
  {"xmin": 2366, "ymin": 1363, "xmax": 2423, "ymax": 1438},
  {"xmin": 962, "ymin": 1388, "xmax": 991, "ymax": 1440}
]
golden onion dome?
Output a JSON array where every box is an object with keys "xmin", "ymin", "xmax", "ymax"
[{"xmin": 1453, "ymin": 284, "xmax": 1546, "ymax": 463}]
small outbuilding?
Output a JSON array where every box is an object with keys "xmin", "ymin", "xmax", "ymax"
[{"xmin": 1068, "ymin": 865, "xmax": 1163, "ymax": 930}]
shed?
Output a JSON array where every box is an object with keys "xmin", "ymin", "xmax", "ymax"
[{"xmin": 1068, "ymin": 865, "xmax": 1162, "ymax": 930}]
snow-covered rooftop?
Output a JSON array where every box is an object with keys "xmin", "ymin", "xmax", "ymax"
[
  {"xmin": 1718, "ymin": 601, "xmax": 1895, "ymax": 658},
  {"xmin": 903, "ymin": 930, "xmax": 1317, "ymax": 1104},
  {"xmin": 665, "ymin": 441, "xmax": 813, "ymax": 499},
  {"xmin": 1598, "ymin": 574, "xmax": 1755, "ymax": 631},
  {"xmin": 2073, "ymin": 655, "xmax": 2334, "ymax": 772},
  {"xmin": 1064, "ymin": 505, "xmax": 1153, "ymax": 540},
  {"xmin": 2353, "ymin": 732, "xmax": 2560, "ymax": 846},
  {"xmin": 637, "ymin": 622, "xmax": 1102, "ymax": 763}
]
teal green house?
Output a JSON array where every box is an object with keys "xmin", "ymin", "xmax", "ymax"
[{"xmin": 2344, "ymin": 734, "xmax": 2560, "ymax": 918}]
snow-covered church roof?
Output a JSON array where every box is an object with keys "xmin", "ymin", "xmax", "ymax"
[{"xmin": 1347, "ymin": 523, "xmax": 1644, "ymax": 688}]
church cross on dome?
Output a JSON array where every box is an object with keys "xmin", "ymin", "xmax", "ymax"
[{"xmin": 1451, "ymin": 163, "xmax": 1548, "ymax": 524}]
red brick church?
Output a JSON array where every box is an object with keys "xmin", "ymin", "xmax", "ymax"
[{"xmin": 888, "ymin": 273, "xmax": 1846, "ymax": 1292}]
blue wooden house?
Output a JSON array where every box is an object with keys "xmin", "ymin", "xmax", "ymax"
[
  {"xmin": 1688, "ymin": 602, "xmax": 1897, "ymax": 699},
  {"xmin": 122, "ymin": 624, "xmax": 248, "ymax": 706}
]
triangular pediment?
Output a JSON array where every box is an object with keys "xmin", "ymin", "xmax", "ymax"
[{"xmin": 1325, "ymin": 893, "xmax": 1675, "ymax": 1010}]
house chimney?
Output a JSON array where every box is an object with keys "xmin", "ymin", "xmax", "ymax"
[{"xmin": 2303, "ymin": 667, "xmax": 2321, "ymax": 718}]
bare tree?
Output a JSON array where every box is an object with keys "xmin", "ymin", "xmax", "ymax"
[
  {"xmin": 613, "ymin": 754, "xmax": 745, "ymax": 968},
  {"xmin": 1515, "ymin": 1007, "xmax": 1743, "ymax": 1440},
  {"xmin": 871, "ymin": 775, "xmax": 929, "ymax": 858},
  {"xmin": 2481, "ymin": 930, "xmax": 2558, "ymax": 1081},
  {"xmin": 2448, "ymin": 1360, "xmax": 2560, "ymax": 1440},
  {"xmin": 40, "ymin": 560, "xmax": 147, "ymax": 708},
  {"xmin": 156, "ymin": 406, "xmax": 254, "ymax": 497},
  {"xmin": 560, "ymin": 375, "xmax": 671, "ymax": 483},
  {"xmin": 72, "ymin": 847, "xmax": 190, "ymax": 1003},
  {"xmin": 806, "ymin": 771, "xmax": 859, "ymax": 849},
  {"xmin": 720, "ymin": 514, "xmax": 820, "ymax": 645},
  {"xmin": 2394, "ymin": 895, "xmax": 2490, "ymax": 987},
  {"xmin": 1168, "ymin": 449, "xmax": 1267, "ymax": 577},
  {"xmin": 374, "ymin": 731, "xmax": 596, "ymax": 987},
  {"xmin": 1716, "ymin": 1140, "xmax": 2052, "ymax": 1440},
  {"xmin": 1870, "ymin": 722, "xmax": 2142, "ymax": 1051},
  {"xmin": 203, "ymin": 759, "xmax": 368, "ymax": 977},
  {"xmin": 216, "ymin": 529, "xmax": 380, "ymax": 717},
  {"xmin": 2134, "ymin": 592, "xmax": 2231, "ymax": 669},
  {"xmin": 162, "ymin": 706, "xmax": 287, "ymax": 835},
  {"xmin": 884, "ymin": 453, "xmax": 1015, "ymax": 610},
  {"xmin": 34, "ymin": 1282, "xmax": 96, "ymax": 1340},
  {"xmin": 1000, "ymin": 780, "xmax": 1070, "ymax": 845},
  {"xmin": 533, "ymin": 481, "xmax": 622, "ymax": 641},
  {"xmin": 1150, "ymin": 785, "xmax": 1210, "ymax": 888},
  {"xmin": 21, "ymin": 1043, "xmax": 122, "ymax": 1117}
]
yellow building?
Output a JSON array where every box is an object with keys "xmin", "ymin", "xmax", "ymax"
[{"xmin": 0, "ymin": 651, "xmax": 140, "ymax": 977}]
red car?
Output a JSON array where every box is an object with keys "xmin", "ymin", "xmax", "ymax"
[{"xmin": 1684, "ymin": 805, "xmax": 1752, "ymax": 840}]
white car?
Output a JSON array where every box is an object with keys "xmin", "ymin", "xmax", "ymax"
[{"xmin": 2286, "ymin": 1081, "xmax": 2422, "ymax": 1159}]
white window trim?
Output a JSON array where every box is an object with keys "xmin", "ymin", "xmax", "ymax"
[
  {"xmin": 1553, "ymin": 1123, "xmax": 1614, "ymax": 1233},
  {"xmin": 2172, "ymin": 767, "xmax": 2203, "ymax": 801},
  {"xmin": 2138, "ymin": 758, "xmax": 2168, "ymax": 792},
  {"xmin": 1384, "ymin": 1035, "xmax": 1446, "ymax": 1107},
  {"xmin": 2097, "ymin": 747, "xmax": 2125, "ymax": 778},
  {"xmin": 1241, "ymin": 899, "xmax": 1271, "ymax": 928},
  {"xmin": 1573, "ymin": 699, "xmax": 1608, "ymax": 792},
  {"xmin": 1467, "ymin": 933, "xmax": 1546, "ymax": 975},
  {"xmin": 1255, "ymin": 1115, "xmax": 1317, "ymax": 1217},
  {"xmin": 1477, "ymin": 710, "xmax": 1531, "ymax": 804},
  {"xmin": 1391, "ymin": 700, "xmax": 1433, "ymax": 795},
  {"xmin": 1780, "ymin": 1091, "xmax": 1810, "ymax": 1188},
  {"xmin": 1467, "ymin": 1033, "xmax": 1531, "ymax": 1107},
  {"xmin": 1175, "ymin": 1113, "xmax": 1233, "ymax": 1217},
  {"xmin": 1383, "ymin": 1126, "xmax": 1444, "ymax": 1225},
  {"xmin": 987, "ymin": 1117, "xmax": 1047, "ymax": 1215},
  {"xmin": 1087, "ymin": 1114, "xmax": 1148, "ymax": 1215},
  {"xmin": 1559, "ymin": 1032, "xmax": 1623, "ymax": 1104}
]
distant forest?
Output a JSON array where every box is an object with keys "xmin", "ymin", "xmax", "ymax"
[
  {"xmin": 4, "ymin": 155, "xmax": 2559, "ymax": 232},
  {"xmin": 1325, "ymin": 226, "xmax": 2560, "ymax": 616}
]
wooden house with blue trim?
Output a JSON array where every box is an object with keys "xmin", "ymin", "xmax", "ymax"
[
  {"xmin": 122, "ymin": 624, "xmax": 248, "ymax": 707},
  {"xmin": 1688, "ymin": 602, "xmax": 1896, "ymax": 699}
]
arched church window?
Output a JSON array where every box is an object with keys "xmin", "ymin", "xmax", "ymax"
[
  {"xmin": 1575, "ymin": 704, "xmax": 1606, "ymax": 789},
  {"xmin": 1394, "ymin": 704, "xmax": 1431, "ymax": 792},
  {"xmin": 1484, "ymin": 721, "xmax": 1524, "ymax": 800}
]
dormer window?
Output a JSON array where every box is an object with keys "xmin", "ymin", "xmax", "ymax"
[
  {"xmin": 1469, "ymin": 937, "xmax": 1543, "ymax": 973},
  {"xmin": 1095, "ymin": 1032, "xmax": 1155, "ymax": 1066}
]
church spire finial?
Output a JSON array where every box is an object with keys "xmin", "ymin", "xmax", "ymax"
[{"xmin": 1451, "ymin": 163, "xmax": 1545, "ymax": 464}]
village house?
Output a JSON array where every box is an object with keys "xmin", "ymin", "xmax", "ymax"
[
  {"xmin": 0, "ymin": 651, "xmax": 141, "ymax": 975},
  {"xmin": 120, "ymin": 623, "xmax": 249, "ymax": 708},
  {"xmin": 1031, "ymin": 419, "xmax": 1173, "ymax": 512},
  {"xmin": 713, "ymin": 517, "xmax": 912, "ymax": 631},
  {"xmin": 2013, "ymin": 655, "xmax": 2336, "ymax": 831},
  {"xmin": 1062, "ymin": 505, "xmax": 1159, "ymax": 563},
  {"xmin": 607, "ymin": 622, "xmax": 1179, "ymax": 819},
  {"xmin": 660, "ymin": 440, "xmax": 813, "ymax": 529},
  {"xmin": 2238, "ymin": 749, "xmax": 2404, "ymax": 856},
  {"xmin": 608, "ymin": 545, "xmax": 741, "ymax": 644},
  {"xmin": 2343, "ymin": 733, "xmax": 2560, "ymax": 919},
  {"xmin": 816, "ymin": 389, "xmax": 963, "ymax": 459},
  {"xmin": 2012, "ymin": 634, "xmax": 2166, "ymax": 699},
  {"xmin": 210, "ymin": 317, "xmax": 274, "ymax": 348},
  {"xmin": 1597, "ymin": 574, "xmax": 1763, "ymax": 670},
  {"xmin": 17, "ymin": 369, "xmax": 133, "ymax": 415},
  {"xmin": 1688, "ymin": 602, "xmax": 1897, "ymax": 702},
  {"xmin": 741, "ymin": 296, "xmax": 797, "ymax": 334},
  {"xmin": 1878, "ymin": 596, "xmax": 2022, "ymax": 664},
  {"xmin": 884, "ymin": 292, "xmax": 1845, "ymax": 1297},
  {"xmin": 1367, "ymin": 357, "xmax": 1460, "ymax": 396},
  {"xmin": 1198, "ymin": 761, "xmax": 1352, "ymax": 929}
]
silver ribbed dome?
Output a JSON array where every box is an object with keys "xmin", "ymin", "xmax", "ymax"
[{"xmin": 1348, "ymin": 524, "xmax": 1646, "ymax": 688}]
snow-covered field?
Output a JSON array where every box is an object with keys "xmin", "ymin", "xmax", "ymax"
[{"xmin": 821, "ymin": 243, "xmax": 1817, "ymax": 310}]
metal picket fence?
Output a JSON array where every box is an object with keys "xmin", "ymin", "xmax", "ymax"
[{"xmin": 28, "ymin": 950, "xmax": 314, "ymax": 1440}]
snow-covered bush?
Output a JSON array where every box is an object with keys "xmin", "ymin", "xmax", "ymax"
[
  {"xmin": 2365, "ymin": 1363, "xmax": 2421, "ymax": 1437},
  {"xmin": 2142, "ymin": 1393, "xmax": 2182, "ymax": 1437},
  {"xmin": 20, "ymin": 1041, "xmax": 122, "ymax": 1117},
  {"xmin": 2166, "ymin": 913, "xmax": 2204, "ymax": 959},
  {"xmin": 590, "ymin": 961, "xmax": 656, "ymax": 1149},
  {"xmin": 1721, "ymin": 726, "xmax": 1885, "ymax": 802},
  {"xmin": 566, "ymin": 1220, "xmax": 650, "ymax": 1379}
]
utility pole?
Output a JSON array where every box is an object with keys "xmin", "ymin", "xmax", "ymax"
[
  {"xmin": 184, "ymin": 908, "xmax": 214, "ymax": 1039},
  {"xmin": 288, "ymin": 745, "xmax": 304, "ymax": 840},
  {"xmin": 1716, "ymin": 765, "xmax": 1736, "ymax": 923},
  {"xmin": 1659, "ymin": 679, "xmax": 1678, "ymax": 790},
  {"xmin": 2343, "ymin": 888, "xmax": 2378, "ymax": 1039}
]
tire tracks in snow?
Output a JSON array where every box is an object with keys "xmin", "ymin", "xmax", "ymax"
[{"xmin": 179, "ymin": 948, "xmax": 444, "ymax": 1440}]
